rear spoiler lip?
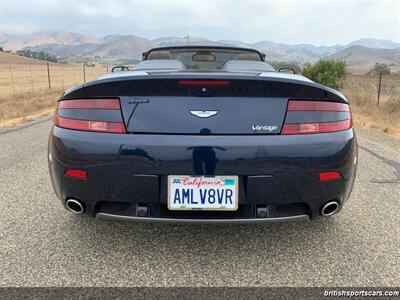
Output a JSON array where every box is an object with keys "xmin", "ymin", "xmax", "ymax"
[{"xmin": 60, "ymin": 74, "xmax": 347, "ymax": 103}]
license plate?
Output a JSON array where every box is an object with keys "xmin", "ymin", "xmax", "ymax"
[{"xmin": 168, "ymin": 175, "xmax": 239, "ymax": 211}]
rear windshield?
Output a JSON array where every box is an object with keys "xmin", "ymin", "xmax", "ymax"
[{"xmin": 146, "ymin": 48, "xmax": 263, "ymax": 70}]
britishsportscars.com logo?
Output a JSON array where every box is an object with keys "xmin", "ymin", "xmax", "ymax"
[{"xmin": 324, "ymin": 289, "xmax": 399, "ymax": 297}]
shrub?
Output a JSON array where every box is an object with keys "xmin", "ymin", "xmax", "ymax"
[
  {"xmin": 301, "ymin": 60, "xmax": 346, "ymax": 89},
  {"xmin": 16, "ymin": 49, "xmax": 58, "ymax": 63}
]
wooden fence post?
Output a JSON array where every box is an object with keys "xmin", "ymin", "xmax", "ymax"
[
  {"xmin": 47, "ymin": 63, "xmax": 51, "ymax": 89},
  {"xmin": 9, "ymin": 64, "xmax": 15, "ymax": 96},
  {"xmin": 83, "ymin": 64, "xmax": 86, "ymax": 83},
  {"xmin": 29, "ymin": 64, "xmax": 34, "ymax": 92},
  {"xmin": 60, "ymin": 65, "xmax": 64, "ymax": 89},
  {"xmin": 377, "ymin": 73, "xmax": 382, "ymax": 106}
]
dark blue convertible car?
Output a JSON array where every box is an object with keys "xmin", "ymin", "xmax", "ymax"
[{"xmin": 48, "ymin": 46, "xmax": 357, "ymax": 223}]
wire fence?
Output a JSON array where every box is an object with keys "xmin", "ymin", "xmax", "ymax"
[
  {"xmin": 0, "ymin": 63, "xmax": 109, "ymax": 98},
  {"xmin": 341, "ymin": 74, "xmax": 400, "ymax": 106}
]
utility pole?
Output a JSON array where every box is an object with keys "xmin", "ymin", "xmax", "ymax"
[{"xmin": 187, "ymin": 34, "xmax": 189, "ymax": 46}]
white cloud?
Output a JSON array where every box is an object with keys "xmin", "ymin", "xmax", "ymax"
[{"xmin": 0, "ymin": 0, "xmax": 399, "ymax": 45}]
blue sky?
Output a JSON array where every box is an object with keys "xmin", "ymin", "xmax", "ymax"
[{"xmin": 0, "ymin": 0, "xmax": 399, "ymax": 45}]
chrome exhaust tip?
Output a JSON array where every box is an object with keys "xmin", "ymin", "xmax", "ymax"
[
  {"xmin": 65, "ymin": 199, "xmax": 85, "ymax": 214},
  {"xmin": 320, "ymin": 201, "xmax": 340, "ymax": 217}
]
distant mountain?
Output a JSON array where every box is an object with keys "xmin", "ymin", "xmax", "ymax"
[
  {"xmin": 0, "ymin": 31, "xmax": 101, "ymax": 50},
  {"xmin": 217, "ymin": 39, "xmax": 251, "ymax": 48},
  {"xmin": 152, "ymin": 36, "xmax": 223, "ymax": 47},
  {"xmin": 346, "ymin": 38, "xmax": 400, "ymax": 49},
  {"xmin": 249, "ymin": 42, "xmax": 343, "ymax": 63},
  {"xmin": 327, "ymin": 45, "xmax": 400, "ymax": 72},
  {"xmin": 0, "ymin": 51, "xmax": 56, "ymax": 65},
  {"xmin": 27, "ymin": 43, "xmax": 99, "ymax": 58},
  {"xmin": 101, "ymin": 34, "xmax": 124, "ymax": 43},
  {"xmin": 91, "ymin": 35, "xmax": 157, "ymax": 63},
  {"xmin": 25, "ymin": 35, "xmax": 156, "ymax": 63},
  {"xmin": 1, "ymin": 31, "xmax": 399, "ymax": 70}
]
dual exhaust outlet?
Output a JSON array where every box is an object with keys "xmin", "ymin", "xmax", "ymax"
[
  {"xmin": 65, "ymin": 198, "xmax": 340, "ymax": 217},
  {"xmin": 65, "ymin": 198, "xmax": 85, "ymax": 214},
  {"xmin": 320, "ymin": 200, "xmax": 340, "ymax": 217}
]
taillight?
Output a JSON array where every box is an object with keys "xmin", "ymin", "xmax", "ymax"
[
  {"xmin": 178, "ymin": 80, "xmax": 230, "ymax": 86},
  {"xmin": 282, "ymin": 100, "xmax": 352, "ymax": 135},
  {"xmin": 53, "ymin": 99, "xmax": 126, "ymax": 134}
]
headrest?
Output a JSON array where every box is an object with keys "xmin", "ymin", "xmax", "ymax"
[
  {"xmin": 237, "ymin": 53, "xmax": 261, "ymax": 61},
  {"xmin": 221, "ymin": 60, "xmax": 275, "ymax": 72}
]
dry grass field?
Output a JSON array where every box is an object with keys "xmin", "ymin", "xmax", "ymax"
[
  {"xmin": 0, "ymin": 54, "xmax": 399, "ymax": 136},
  {"xmin": 0, "ymin": 62, "xmax": 108, "ymax": 96},
  {"xmin": 341, "ymin": 74, "xmax": 400, "ymax": 136},
  {"xmin": 0, "ymin": 52, "xmax": 109, "ymax": 129},
  {"xmin": 0, "ymin": 63, "xmax": 107, "ymax": 96}
]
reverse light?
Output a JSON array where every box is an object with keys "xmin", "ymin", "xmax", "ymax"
[
  {"xmin": 319, "ymin": 172, "xmax": 342, "ymax": 181},
  {"xmin": 54, "ymin": 116, "xmax": 126, "ymax": 133},
  {"xmin": 282, "ymin": 119, "xmax": 352, "ymax": 135},
  {"xmin": 65, "ymin": 169, "xmax": 88, "ymax": 179}
]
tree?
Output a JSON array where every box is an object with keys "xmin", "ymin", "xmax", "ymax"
[
  {"xmin": 367, "ymin": 63, "xmax": 391, "ymax": 75},
  {"xmin": 301, "ymin": 60, "xmax": 346, "ymax": 89},
  {"xmin": 0, "ymin": 47, "xmax": 3, "ymax": 52}
]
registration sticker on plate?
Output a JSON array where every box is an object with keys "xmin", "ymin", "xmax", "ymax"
[{"xmin": 168, "ymin": 175, "xmax": 239, "ymax": 211}]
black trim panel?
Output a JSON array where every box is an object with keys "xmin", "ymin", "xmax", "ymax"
[
  {"xmin": 96, "ymin": 212, "xmax": 310, "ymax": 223},
  {"xmin": 285, "ymin": 111, "xmax": 350, "ymax": 123},
  {"xmin": 57, "ymin": 109, "xmax": 123, "ymax": 122}
]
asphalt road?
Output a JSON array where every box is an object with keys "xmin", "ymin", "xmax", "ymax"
[{"xmin": 0, "ymin": 117, "xmax": 399, "ymax": 287}]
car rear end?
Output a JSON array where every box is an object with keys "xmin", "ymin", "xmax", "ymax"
[{"xmin": 48, "ymin": 74, "xmax": 357, "ymax": 223}]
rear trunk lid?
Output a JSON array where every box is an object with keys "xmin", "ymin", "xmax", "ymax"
[{"xmin": 120, "ymin": 96, "xmax": 287, "ymax": 134}]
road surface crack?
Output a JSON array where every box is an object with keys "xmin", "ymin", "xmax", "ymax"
[{"xmin": 359, "ymin": 145, "xmax": 400, "ymax": 184}]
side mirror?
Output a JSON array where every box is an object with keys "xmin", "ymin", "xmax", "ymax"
[
  {"xmin": 111, "ymin": 66, "xmax": 130, "ymax": 72},
  {"xmin": 278, "ymin": 68, "xmax": 296, "ymax": 74},
  {"xmin": 261, "ymin": 53, "xmax": 266, "ymax": 61}
]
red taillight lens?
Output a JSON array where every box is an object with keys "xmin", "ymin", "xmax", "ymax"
[
  {"xmin": 319, "ymin": 172, "xmax": 342, "ymax": 181},
  {"xmin": 65, "ymin": 169, "xmax": 88, "ymax": 179},
  {"xmin": 178, "ymin": 80, "xmax": 229, "ymax": 86},
  {"xmin": 53, "ymin": 99, "xmax": 126, "ymax": 134},
  {"xmin": 282, "ymin": 100, "xmax": 352, "ymax": 135}
]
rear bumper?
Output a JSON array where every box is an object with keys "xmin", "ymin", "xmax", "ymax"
[{"xmin": 48, "ymin": 126, "xmax": 357, "ymax": 221}]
